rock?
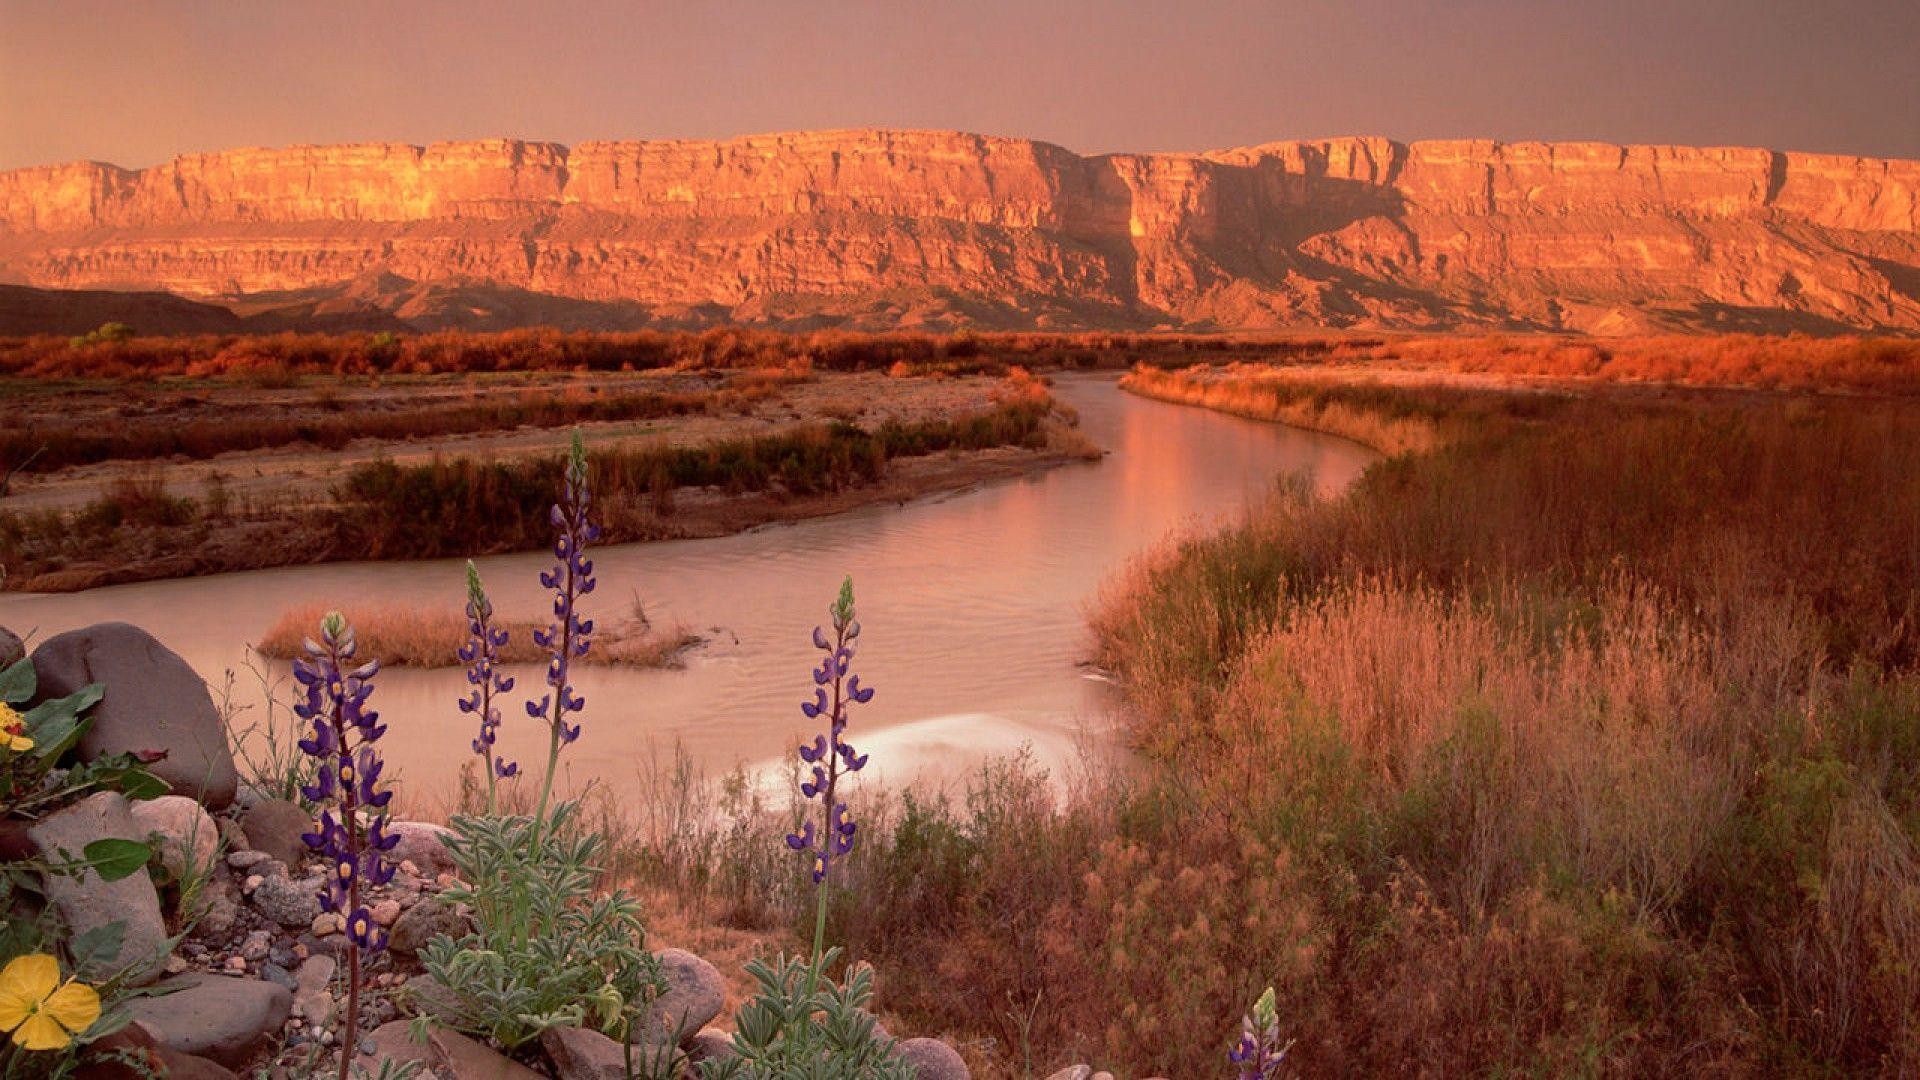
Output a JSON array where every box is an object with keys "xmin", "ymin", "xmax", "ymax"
[
  {"xmin": 125, "ymin": 973, "xmax": 291, "ymax": 1067},
  {"xmin": 257, "ymin": 961, "xmax": 295, "ymax": 991},
  {"xmin": 355, "ymin": 1019, "xmax": 434, "ymax": 1076},
  {"xmin": 894, "ymin": 1037, "xmax": 970, "ymax": 1080},
  {"xmin": 385, "ymin": 820, "xmax": 458, "ymax": 876},
  {"xmin": 195, "ymin": 886, "xmax": 240, "ymax": 937},
  {"xmin": 27, "ymin": 792, "xmax": 168, "ymax": 985},
  {"xmin": 71, "ymin": 1021, "xmax": 239, "ymax": 1080},
  {"xmin": 238, "ymin": 799, "xmax": 312, "ymax": 869},
  {"xmin": 686, "ymin": 1027, "xmax": 738, "ymax": 1066},
  {"xmin": 225, "ymin": 849, "xmax": 269, "ymax": 870},
  {"xmin": 633, "ymin": 948, "xmax": 725, "ymax": 1049},
  {"xmin": 290, "ymin": 956, "xmax": 336, "ymax": 1032},
  {"xmin": 30, "ymin": 623, "xmax": 239, "ymax": 808},
  {"xmin": 1043, "ymin": 1069, "xmax": 1090, "ymax": 1080},
  {"xmin": 389, "ymin": 895, "xmax": 469, "ymax": 957},
  {"xmin": 294, "ymin": 954, "xmax": 336, "ymax": 999},
  {"xmin": 401, "ymin": 974, "xmax": 461, "ymax": 1022},
  {"xmin": 428, "ymin": 1027, "xmax": 545, "ymax": 1079},
  {"xmin": 5, "ymin": 137, "xmax": 1920, "ymax": 337},
  {"xmin": 370, "ymin": 897, "xmax": 402, "ymax": 926},
  {"xmin": 0, "ymin": 627, "xmax": 22, "ymax": 669},
  {"xmin": 250, "ymin": 867, "xmax": 322, "ymax": 928},
  {"xmin": 239, "ymin": 929, "xmax": 273, "ymax": 961},
  {"xmin": 541, "ymin": 1025, "xmax": 630, "ymax": 1080},
  {"xmin": 311, "ymin": 911, "xmax": 340, "ymax": 936},
  {"xmin": 128, "ymin": 794, "xmax": 220, "ymax": 884}
]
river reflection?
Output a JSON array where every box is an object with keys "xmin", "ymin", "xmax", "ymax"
[{"xmin": 0, "ymin": 375, "xmax": 1374, "ymax": 806}]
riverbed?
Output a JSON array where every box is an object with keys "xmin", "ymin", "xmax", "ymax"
[{"xmin": 0, "ymin": 375, "xmax": 1374, "ymax": 806}]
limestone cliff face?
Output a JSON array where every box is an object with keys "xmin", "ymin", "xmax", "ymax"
[{"xmin": 1, "ymin": 130, "xmax": 1916, "ymax": 333}]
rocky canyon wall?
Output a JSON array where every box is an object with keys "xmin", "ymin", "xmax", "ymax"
[{"xmin": 0, "ymin": 129, "xmax": 1916, "ymax": 333}]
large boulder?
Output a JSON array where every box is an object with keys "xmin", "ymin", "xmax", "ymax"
[
  {"xmin": 633, "ymin": 948, "xmax": 725, "ymax": 1049},
  {"xmin": 237, "ymin": 798, "xmax": 312, "ymax": 869},
  {"xmin": 385, "ymin": 820, "xmax": 458, "ymax": 876},
  {"xmin": 28, "ymin": 792, "xmax": 169, "ymax": 985},
  {"xmin": 30, "ymin": 623, "xmax": 238, "ymax": 808},
  {"xmin": 124, "ymin": 973, "xmax": 290, "ymax": 1067}
]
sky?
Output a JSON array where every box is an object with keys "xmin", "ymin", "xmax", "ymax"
[{"xmin": 3, "ymin": 0, "xmax": 1917, "ymax": 171}]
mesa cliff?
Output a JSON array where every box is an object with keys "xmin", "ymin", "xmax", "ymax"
[{"xmin": 2, "ymin": 130, "xmax": 1917, "ymax": 333}]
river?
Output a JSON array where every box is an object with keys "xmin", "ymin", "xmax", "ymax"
[{"xmin": 0, "ymin": 375, "xmax": 1374, "ymax": 807}]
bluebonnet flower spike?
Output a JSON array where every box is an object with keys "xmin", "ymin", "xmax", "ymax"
[{"xmin": 787, "ymin": 577, "xmax": 877, "ymax": 887}]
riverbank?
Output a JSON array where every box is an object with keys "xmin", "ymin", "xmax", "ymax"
[{"xmin": 0, "ymin": 369, "xmax": 1099, "ymax": 591}]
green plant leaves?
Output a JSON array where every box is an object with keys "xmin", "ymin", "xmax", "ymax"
[
  {"xmin": 82, "ymin": 838, "xmax": 152, "ymax": 882},
  {"xmin": 21, "ymin": 682, "xmax": 105, "ymax": 760},
  {"xmin": 0, "ymin": 657, "xmax": 36, "ymax": 703}
]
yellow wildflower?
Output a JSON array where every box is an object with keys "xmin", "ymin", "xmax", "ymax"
[
  {"xmin": 0, "ymin": 953, "xmax": 100, "ymax": 1051},
  {"xmin": 0, "ymin": 703, "xmax": 30, "ymax": 753}
]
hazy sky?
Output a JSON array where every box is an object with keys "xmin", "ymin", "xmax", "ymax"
[{"xmin": 3, "ymin": 0, "xmax": 1917, "ymax": 171}]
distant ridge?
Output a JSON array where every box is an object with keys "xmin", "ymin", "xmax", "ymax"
[{"xmin": 1, "ymin": 130, "xmax": 1916, "ymax": 334}]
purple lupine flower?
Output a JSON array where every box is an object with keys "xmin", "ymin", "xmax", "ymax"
[
  {"xmin": 459, "ymin": 560, "xmax": 518, "ymax": 806},
  {"xmin": 293, "ymin": 611, "xmax": 396, "ymax": 958},
  {"xmin": 786, "ymin": 577, "xmax": 874, "ymax": 885},
  {"xmin": 527, "ymin": 434, "xmax": 598, "ymax": 749},
  {"xmin": 1227, "ymin": 987, "xmax": 1291, "ymax": 1079}
]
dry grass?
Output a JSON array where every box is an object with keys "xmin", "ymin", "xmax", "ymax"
[
  {"xmin": 578, "ymin": 384, "xmax": 1920, "ymax": 1076},
  {"xmin": 255, "ymin": 601, "xmax": 700, "ymax": 669}
]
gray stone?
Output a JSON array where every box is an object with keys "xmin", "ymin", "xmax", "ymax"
[
  {"xmin": 195, "ymin": 882, "xmax": 240, "ymax": 938},
  {"xmin": 250, "ymin": 867, "xmax": 322, "ymax": 927},
  {"xmin": 27, "ymin": 791, "xmax": 168, "ymax": 985},
  {"xmin": 389, "ymin": 895, "xmax": 470, "ymax": 957},
  {"xmin": 257, "ymin": 961, "xmax": 295, "ymax": 990},
  {"xmin": 238, "ymin": 798, "xmax": 312, "ymax": 869},
  {"xmin": 225, "ymin": 848, "xmax": 270, "ymax": 870},
  {"xmin": 634, "ymin": 947, "xmax": 725, "ymax": 1049},
  {"xmin": 0, "ymin": 627, "xmax": 22, "ymax": 669},
  {"xmin": 125, "ymin": 973, "xmax": 291, "ymax": 1067},
  {"xmin": 541, "ymin": 1025, "xmax": 630, "ymax": 1080},
  {"xmin": 131, "ymin": 794, "xmax": 220, "ymax": 884},
  {"xmin": 895, "ymin": 1038, "xmax": 970, "ymax": 1080},
  {"xmin": 30, "ymin": 622, "xmax": 239, "ymax": 808},
  {"xmin": 385, "ymin": 820, "xmax": 458, "ymax": 876}
]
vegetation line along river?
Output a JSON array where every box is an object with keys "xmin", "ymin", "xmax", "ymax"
[{"xmin": 0, "ymin": 375, "xmax": 1376, "ymax": 803}]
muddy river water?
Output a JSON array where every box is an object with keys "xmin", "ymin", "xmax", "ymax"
[{"xmin": 1, "ymin": 375, "xmax": 1374, "ymax": 806}]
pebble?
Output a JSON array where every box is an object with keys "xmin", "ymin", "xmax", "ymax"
[
  {"xmin": 243, "ymin": 874, "xmax": 264, "ymax": 893},
  {"xmin": 165, "ymin": 955, "xmax": 189, "ymax": 974},
  {"xmin": 370, "ymin": 898, "xmax": 402, "ymax": 926},
  {"xmin": 227, "ymin": 850, "xmax": 271, "ymax": 870},
  {"xmin": 224, "ymin": 956, "xmax": 247, "ymax": 973},
  {"xmin": 240, "ymin": 930, "xmax": 273, "ymax": 962},
  {"xmin": 311, "ymin": 912, "xmax": 340, "ymax": 937},
  {"xmin": 259, "ymin": 962, "xmax": 296, "ymax": 991}
]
